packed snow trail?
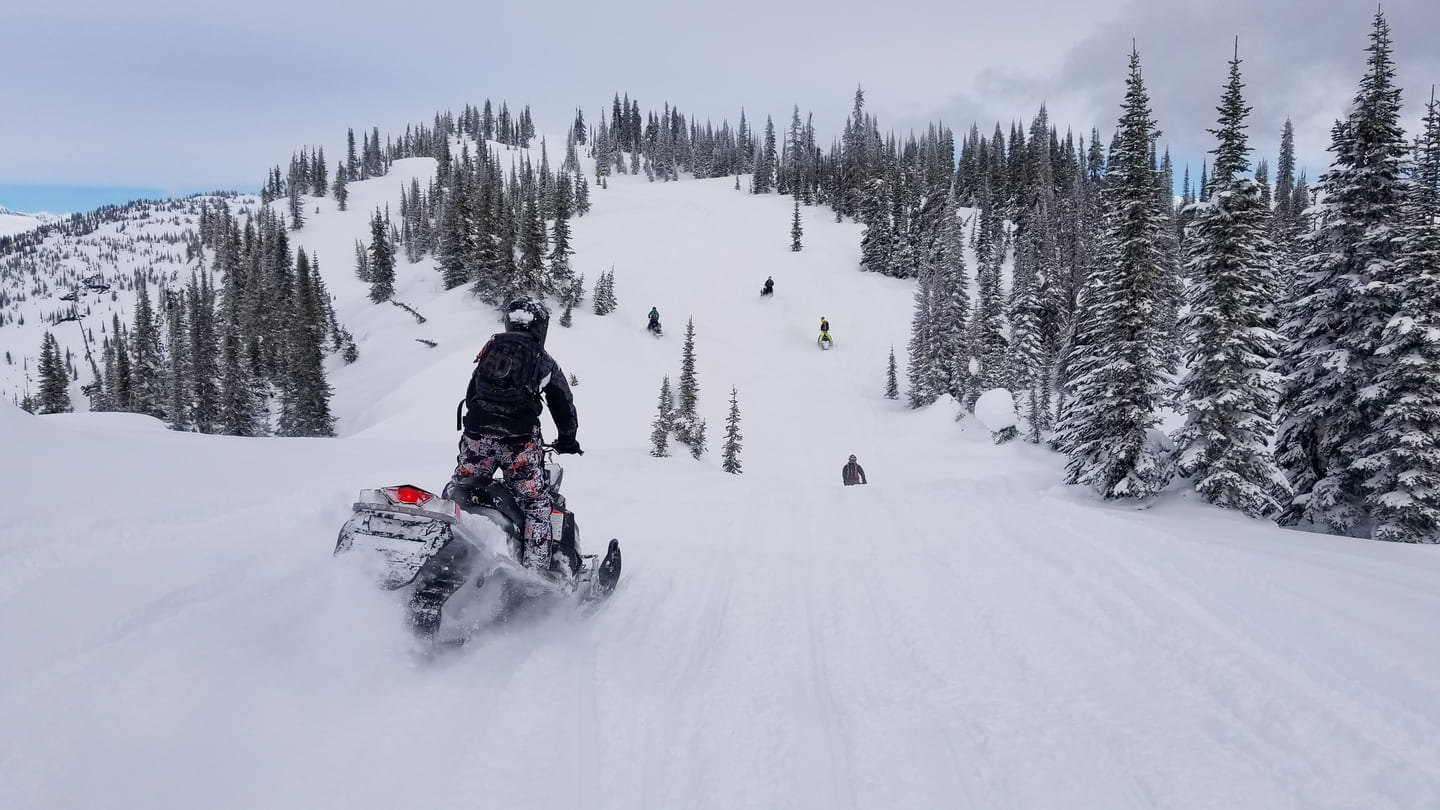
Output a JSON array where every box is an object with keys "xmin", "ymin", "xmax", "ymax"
[{"xmin": 2, "ymin": 167, "xmax": 1439, "ymax": 809}]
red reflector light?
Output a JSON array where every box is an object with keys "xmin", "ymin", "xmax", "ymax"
[{"xmin": 383, "ymin": 486, "xmax": 434, "ymax": 506}]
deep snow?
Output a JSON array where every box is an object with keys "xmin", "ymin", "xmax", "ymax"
[{"xmin": 2, "ymin": 151, "xmax": 1438, "ymax": 810}]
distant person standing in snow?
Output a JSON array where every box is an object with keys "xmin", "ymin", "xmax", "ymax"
[
  {"xmin": 842, "ymin": 454, "xmax": 867, "ymax": 486},
  {"xmin": 761, "ymin": 276, "xmax": 774, "ymax": 296}
]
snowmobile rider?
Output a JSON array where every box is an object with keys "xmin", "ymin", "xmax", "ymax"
[
  {"xmin": 648, "ymin": 307, "xmax": 661, "ymax": 332},
  {"xmin": 453, "ymin": 296, "xmax": 581, "ymax": 574},
  {"xmin": 762, "ymin": 276, "xmax": 774, "ymax": 296},
  {"xmin": 819, "ymin": 316, "xmax": 831, "ymax": 344},
  {"xmin": 842, "ymin": 454, "xmax": 867, "ymax": 486}
]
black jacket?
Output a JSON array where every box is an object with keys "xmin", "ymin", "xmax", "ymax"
[
  {"xmin": 462, "ymin": 336, "xmax": 578, "ymax": 441},
  {"xmin": 842, "ymin": 461, "xmax": 867, "ymax": 485}
]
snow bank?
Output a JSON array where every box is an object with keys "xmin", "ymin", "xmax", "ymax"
[{"xmin": 975, "ymin": 388, "xmax": 1017, "ymax": 433}]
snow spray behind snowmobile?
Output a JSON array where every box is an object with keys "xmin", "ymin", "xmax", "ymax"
[{"xmin": 334, "ymin": 448, "xmax": 621, "ymax": 644}]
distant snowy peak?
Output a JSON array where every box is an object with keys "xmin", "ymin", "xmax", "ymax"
[
  {"xmin": 0, "ymin": 205, "xmax": 61, "ymax": 219},
  {"xmin": 0, "ymin": 206, "xmax": 59, "ymax": 238}
]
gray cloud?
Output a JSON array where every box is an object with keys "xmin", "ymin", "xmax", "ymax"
[
  {"xmin": 3, "ymin": 0, "xmax": 1436, "ymax": 192},
  {"xmin": 910, "ymin": 0, "xmax": 1440, "ymax": 182}
]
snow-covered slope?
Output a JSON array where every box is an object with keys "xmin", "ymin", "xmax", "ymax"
[
  {"xmin": 0, "ymin": 194, "xmax": 253, "ymax": 402},
  {"xmin": 0, "ymin": 206, "xmax": 55, "ymax": 238},
  {"xmin": 2, "ymin": 159, "xmax": 1439, "ymax": 810}
]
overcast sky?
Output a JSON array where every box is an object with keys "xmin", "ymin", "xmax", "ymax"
[{"xmin": 2, "ymin": 0, "xmax": 1437, "ymax": 211}]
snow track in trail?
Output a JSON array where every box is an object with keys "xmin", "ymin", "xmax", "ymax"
[{"xmin": 3, "ymin": 165, "xmax": 1439, "ymax": 809}]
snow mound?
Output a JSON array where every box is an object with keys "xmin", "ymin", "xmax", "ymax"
[
  {"xmin": 975, "ymin": 388, "xmax": 1017, "ymax": 433},
  {"xmin": 44, "ymin": 412, "xmax": 170, "ymax": 433},
  {"xmin": 0, "ymin": 397, "xmax": 29, "ymax": 432}
]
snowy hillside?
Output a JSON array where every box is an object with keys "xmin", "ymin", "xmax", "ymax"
[
  {"xmin": 0, "ymin": 206, "xmax": 56, "ymax": 238},
  {"xmin": 3, "ymin": 151, "xmax": 1439, "ymax": 810},
  {"xmin": 0, "ymin": 194, "xmax": 253, "ymax": 402}
]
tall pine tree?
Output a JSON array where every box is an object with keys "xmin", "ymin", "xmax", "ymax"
[
  {"xmin": 1276, "ymin": 11, "xmax": 1411, "ymax": 533},
  {"xmin": 1054, "ymin": 47, "xmax": 1173, "ymax": 499},
  {"xmin": 721, "ymin": 386, "xmax": 743, "ymax": 473},
  {"xmin": 1173, "ymin": 44, "xmax": 1288, "ymax": 517},
  {"xmin": 368, "ymin": 209, "xmax": 397, "ymax": 303},
  {"xmin": 1354, "ymin": 88, "xmax": 1440, "ymax": 542}
]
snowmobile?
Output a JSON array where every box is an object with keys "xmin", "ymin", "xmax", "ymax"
[
  {"xmin": 817, "ymin": 333, "xmax": 833, "ymax": 350},
  {"xmin": 334, "ymin": 448, "xmax": 621, "ymax": 645},
  {"xmin": 647, "ymin": 319, "xmax": 663, "ymax": 337}
]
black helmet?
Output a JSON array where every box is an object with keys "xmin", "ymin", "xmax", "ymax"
[
  {"xmin": 504, "ymin": 296, "xmax": 550, "ymax": 345},
  {"xmin": 849, "ymin": 454, "xmax": 857, "ymax": 462}
]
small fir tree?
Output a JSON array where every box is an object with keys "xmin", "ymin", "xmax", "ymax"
[
  {"xmin": 677, "ymin": 316, "xmax": 699, "ymax": 418},
  {"xmin": 368, "ymin": 210, "xmax": 396, "ymax": 303},
  {"xmin": 885, "ymin": 346, "xmax": 899, "ymax": 399},
  {"xmin": 722, "ymin": 386, "xmax": 743, "ymax": 473},
  {"xmin": 790, "ymin": 197, "xmax": 804, "ymax": 251},
  {"xmin": 688, "ymin": 418, "xmax": 708, "ymax": 460},
  {"xmin": 37, "ymin": 332, "xmax": 72, "ymax": 414},
  {"xmin": 650, "ymin": 375, "xmax": 674, "ymax": 457}
]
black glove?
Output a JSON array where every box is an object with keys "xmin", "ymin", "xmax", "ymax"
[{"xmin": 552, "ymin": 435, "xmax": 583, "ymax": 455}]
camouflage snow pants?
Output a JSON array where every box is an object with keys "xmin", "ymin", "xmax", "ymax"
[{"xmin": 453, "ymin": 432, "xmax": 552, "ymax": 570}]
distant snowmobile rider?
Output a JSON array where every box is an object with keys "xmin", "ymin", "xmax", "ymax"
[
  {"xmin": 819, "ymin": 316, "xmax": 831, "ymax": 345},
  {"xmin": 842, "ymin": 454, "xmax": 867, "ymax": 486},
  {"xmin": 762, "ymin": 276, "xmax": 774, "ymax": 296},
  {"xmin": 453, "ymin": 296, "xmax": 581, "ymax": 574},
  {"xmin": 648, "ymin": 307, "xmax": 661, "ymax": 333}
]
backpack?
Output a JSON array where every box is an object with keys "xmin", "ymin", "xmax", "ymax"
[{"xmin": 462, "ymin": 331, "xmax": 544, "ymax": 429}]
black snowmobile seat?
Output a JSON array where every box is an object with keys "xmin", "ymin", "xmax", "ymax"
[{"xmin": 448, "ymin": 476, "xmax": 528, "ymax": 532}]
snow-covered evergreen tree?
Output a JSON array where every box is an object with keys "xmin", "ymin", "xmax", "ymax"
[
  {"xmin": 549, "ymin": 168, "xmax": 575, "ymax": 287},
  {"xmin": 1010, "ymin": 105, "xmax": 1060, "ymax": 440},
  {"xmin": 353, "ymin": 239, "xmax": 370, "ymax": 282},
  {"xmin": 1276, "ymin": 11, "xmax": 1411, "ymax": 534},
  {"xmin": 674, "ymin": 316, "xmax": 705, "ymax": 454},
  {"xmin": 790, "ymin": 197, "xmax": 803, "ymax": 251},
  {"xmin": 287, "ymin": 178, "xmax": 304, "ymax": 230},
  {"xmin": 217, "ymin": 321, "xmax": 261, "ymax": 437},
  {"xmin": 279, "ymin": 250, "xmax": 334, "ymax": 437},
  {"xmin": 112, "ymin": 318, "xmax": 133, "ymax": 411},
  {"xmin": 929, "ymin": 189, "xmax": 972, "ymax": 401},
  {"xmin": 592, "ymin": 268, "xmax": 617, "ymax": 315},
  {"xmin": 164, "ymin": 290, "xmax": 190, "ymax": 431},
  {"xmin": 687, "ymin": 418, "xmax": 708, "ymax": 460},
  {"xmin": 1054, "ymin": 48, "xmax": 1174, "ymax": 499},
  {"xmin": 753, "ymin": 117, "xmax": 777, "ymax": 194},
  {"xmin": 333, "ymin": 162, "xmax": 349, "ymax": 211},
  {"xmin": 36, "ymin": 332, "xmax": 71, "ymax": 414},
  {"xmin": 129, "ymin": 281, "xmax": 163, "ymax": 418},
  {"xmin": 573, "ymin": 171, "xmax": 591, "ymax": 216},
  {"xmin": 367, "ymin": 210, "xmax": 396, "ymax": 303},
  {"xmin": 722, "ymin": 386, "xmax": 742, "ymax": 473},
  {"xmin": 650, "ymin": 375, "xmax": 673, "ymax": 457},
  {"xmin": 187, "ymin": 272, "xmax": 220, "ymax": 434},
  {"xmin": 885, "ymin": 346, "xmax": 899, "ymax": 400},
  {"xmin": 1173, "ymin": 45, "xmax": 1288, "ymax": 517},
  {"xmin": 515, "ymin": 183, "xmax": 548, "ymax": 295},
  {"xmin": 969, "ymin": 201, "xmax": 1010, "ymax": 404},
  {"xmin": 906, "ymin": 275, "xmax": 937, "ymax": 408},
  {"xmin": 1355, "ymin": 88, "xmax": 1440, "ymax": 542},
  {"xmin": 677, "ymin": 315, "xmax": 699, "ymax": 418}
]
